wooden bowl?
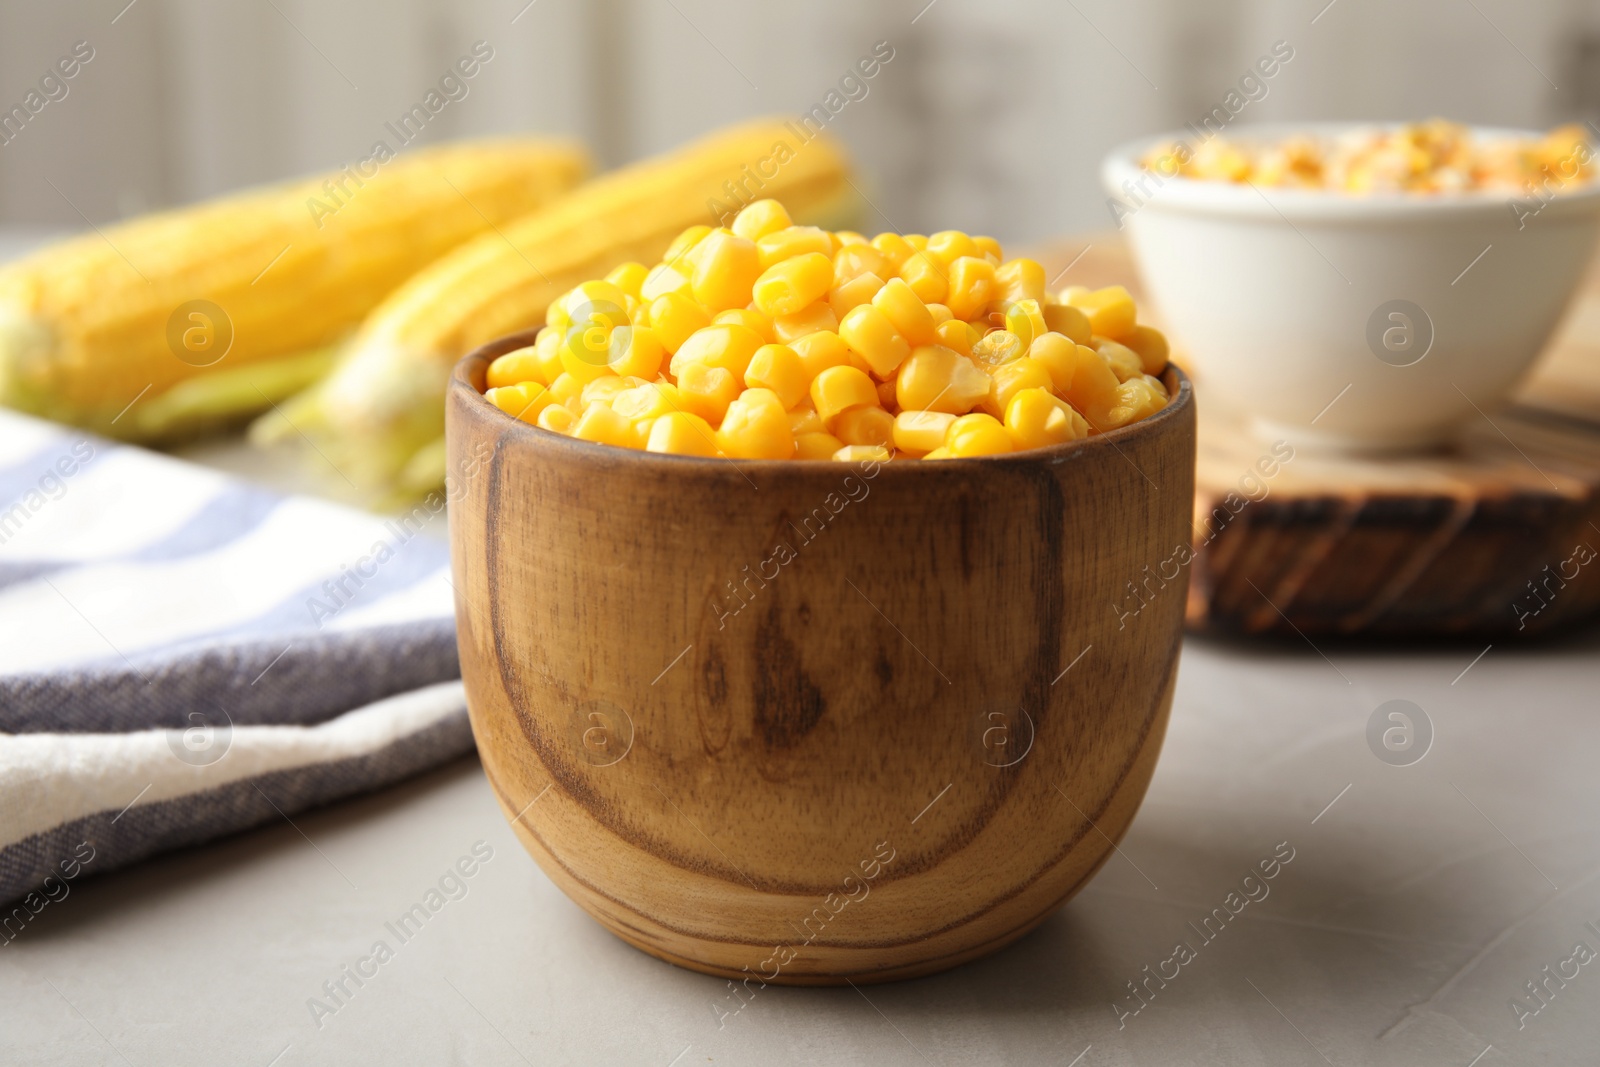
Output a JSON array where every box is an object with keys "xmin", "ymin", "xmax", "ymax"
[{"xmin": 446, "ymin": 331, "xmax": 1196, "ymax": 984}]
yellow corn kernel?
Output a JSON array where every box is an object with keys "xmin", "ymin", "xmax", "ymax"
[
  {"xmin": 870, "ymin": 232, "xmax": 916, "ymax": 269},
  {"xmin": 534, "ymin": 326, "xmax": 565, "ymax": 383},
  {"xmin": 581, "ymin": 374, "xmax": 638, "ymax": 408},
  {"xmin": 756, "ymin": 225, "xmax": 834, "ymax": 269},
  {"xmin": 833, "ymin": 444, "xmax": 892, "ymax": 463},
  {"xmin": 731, "ymin": 199, "xmax": 792, "ymax": 242},
  {"xmin": 1143, "ymin": 373, "xmax": 1169, "ymax": 398},
  {"xmin": 486, "ymin": 381, "xmax": 553, "ymax": 423},
  {"xmin": 870, "ymin": 277, "xmax": 937, "ymax": 346},
  {"xmin": 1027, "ymin": 332, "xmax": 1076, "ymax": 394},
  {"xmin": 537, "ymin": 403, "xmax": 577, "ymax": 434},
  {"xmin": 548, "ymin": 279, "xmax": 628, "ymax": 331},
  {"xmin": 898, "ymin": 252, "xmax": 948, "ymax": 304},
  {"xmin": 829, "ymin": 272, "xmax": 886, "ymax": 318},
  {"xmin": 1003, "ymin": 300, "xmax": 1049, "ymax": 349},
  {"xmin": 788, "ymin": 405, "xmax": 823, "ymax": 435},
  {"xmin": 1004, "ymin": 387, "xmax": 1086, "ymax": 451},
  {"xmin": 627, "ymin": 295, "xmax": 650, "ymax": 326},
  {"xmin": 895, "ymin": 345, "xmax": 991, "ymax": 414},
  {"xmin": 646, "ymin": 410, "xmax": 720, "ymax": 456},
  {"xmin": 789, "ymin": 330, "xmax": 851, "ymax": 382},
  {"xmin": 945, "ymin": 256, "xmax": 997, "ymax": 320},
  {"xmin": 1062, "ymin": 343, "xmax": 1123, "ymax": 430},
  {"xmin": 1094, "ymin": 337, "xmax": 1144, "ymax": 383},
  {"xmin": 648, "ymin": 292, "xmax": 712, "ymax": 353},
  {"xmin": 945, "ymin": 413, "xmax": 1013, "ymax": 456},
  {"xmin": 605, "ymin": 325, "xmax": 665, "ymax": 379},
  {"xmin": 926, "ymin": 230, "xmax": 980, "ymax": 265},
  {"xmin": 487, "ymin": 346, "xmax": 544, "ymax": 388},
  {"xmin": 970, "ymin": 329, "xmax": 1025, "ymax": 367},
  {"xmin": 982, "ymin": 357, "xmax": 1055, "ymax": 418},
  {"xmin": 905, "ymin": 234, "xmax": 928, "ymax": 251},
  {"xmin": 605, "ymin": 261, "xmax": 650, "ymax": 299},
  {"xmin": 934, "ymin": 318, "xmax": 977, "ymax": 356},
  {"xmin": 925, "ymin": 302, "xmax": 953, "ymax": 326},
  {"xmin": 923, "ymin": 446, "xmax": 953, "ymax": 460},
  {"xmin": 717, "ymin": 388, "xmax": 794, "ymax": 459},
  {"xmin": 641, "ymin": 261, "xmax": 692, "ymax": 301},
  {"xmin": 893, "ymin": 409, "xmax": 955, "ymax": 453},
  {"xmin": 744, "ymin": 343, "xmax": 808, "ymax": 409},
  {"xmin": 839, "ymin": 303, "xmax": 912, "ymax": 379},
  {"xmin": 669, "ymin": 323, "xmax": 766, "ymax": 380},
  {"xmin": 973, "ymin": 235, "xmax": 1003, "ymax": 261},
  {"xmin": 796, "ymin": 431, "xmax": 845, "ymax": 459},
  {"xmin": 571, "ymin": 400, "xmax": 637, "ymax": 448},
  {"xmin": 664, "ymin": 224, "xmax": 713, "ymax": 264},
  {"xmin": 547, "ymin": 371, "xmax": 584, "ymax": 407},
  {"xmin": 772, "ymin": 301, "xmax": 839, "ymax": 344},
  {"xmin": 1104, "ymin": 377, "xmax": 1168, "ymax": 429},
  {"xmin": 713, "ymin": 308, "xmax": 776, "ymax": 343},
  {"xmin": 1042, "ymin": 303, "xmax": 1092, "ymax": 345},
  {"xmin": 810, "ymin": 365, "xmax": 879, "ymax": 424},
  {"xmin": 1066, "ymin": 285, "xmax": 1137, "ymax": 341},
  {"xmin": 675, "ymin": 361, "xmax": 741, "ymax": 425},
  {"xmin": 691, "ymin": 229, "xmax": 762, "ymax": 311},
  {"xmin": 833, "ymin": 243, "xmax": 894, "ymax": 283},
  {"xmin": 753, "ymin": 252, "xmax": 835, "ymax": 317},
  {"xmin": 1125, "ymin": 324, "xmax": 1170, "ymax": 376},
  {"xmin": 876, "ymin": 379, "xmax": 897, "ymax": 409},
  {"xmin": 834, "ymin": 404, "xmax": 895, "ymax": 448},
  {"xmin": 612, "ymin": 380, "xmax": 681, "ymax": 421}
]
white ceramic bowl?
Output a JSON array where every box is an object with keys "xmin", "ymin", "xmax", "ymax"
[{"xmin": 1103, "ymin": 123, "xmax": 1600, "ymax": 452}]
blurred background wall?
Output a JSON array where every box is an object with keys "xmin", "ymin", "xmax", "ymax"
[{"xmin": 1, "ymin": 0, "xmax": 1597, "ymax": 244}]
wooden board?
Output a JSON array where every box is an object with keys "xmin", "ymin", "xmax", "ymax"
[{"xmin": 1029, "ymin": 236, "xmax": 1600, "ymax": 638}]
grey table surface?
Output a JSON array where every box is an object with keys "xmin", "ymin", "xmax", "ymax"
[{"xmin": 4, "ymin": 231, "xmax": 1600, "ymax": 1066}]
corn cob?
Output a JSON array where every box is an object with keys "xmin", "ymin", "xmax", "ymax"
[
  {"xmin": 0, "ymin": 138, "xmax": 591, "ymax": 441},
  {"xmin": 255, "ymin": 119, "xmax": 860, "ymax": 490}
]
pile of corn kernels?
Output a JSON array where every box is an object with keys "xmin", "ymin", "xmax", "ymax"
[
  {"xmin": 1141, "ymin": 120, "xmax": 1594, "ymax": 194},
  {"xmin": 483, "ymin": 200, "xmax": 1170, "ymax": 460}
]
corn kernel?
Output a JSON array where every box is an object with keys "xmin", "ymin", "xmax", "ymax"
[
  {"xmin": 926, "ymin": 230, "xmax": 980, "ymax": 265},
  {"xmin": 1062, "ymin": 343, "xmax": 1123, "ymax": 430},
  {"xmin": 1104, "ymin": 377, "xmax": 1168, "ymax": 429},
  {"xmin": 548, "ymin": 280, "xmax": 628, "ymax": 332},
  {"xmin": 649, "ymin": 293, "xmax": 712, "ymax": 353},
  {"xmin": 731, "ymin": 199, "xmax": 793, "ymax": 242},
  {"xmin": 995, "ymin": 260, "xmax": 1046, "ymax": 305},
  {"xmin": 905, "ymin": 234, "xmax": 928, "ymax": 251},
  {"xmin": 895, "ymin": 345, "xmax": 991, "ymax": 414},
  {"xmin": 839, "ymin": 303, "xmax": 912, "ymax": 379},
  {"xmin": 833, "ymin": 445, "xmax": 892, "ymax": 463},
  {"xmin": 1125, "ymin": 325, "xmax": 1170, "ymax": 376},
  {"xmin": 898, "ymin": 252, "xmax": 948, "ymax": 304},
  {"xmin": 581, "ymin": 374, "xmax": 638, "ymax": 408},
  {"xmin": 1094, "ymin": 337, "xmax": 1144, "ymax": 383},
  {"xmin": 745, "ymin": 343, "xmax": 808, "ymax": 409},
  {"xmin": 605, "ymin": 325, "xmax": 665, "ymax": 379},
  {"xmin": 789, "ymin": 330, "xmax": 851, "ymax": 382},
  {"xmin": 810, "ymin": 365, "xmax": 879, "ymax": 424},
  {"xmin": 572, "ymin": 401, "xmax": 637, "ymax": 448},
  {"xmin": 870, "ymin": 277, "xmax": 936, "ymax": 346},
  {"xmin": 796, "ymin": 431, "xmax": 845, "ymax": 459},
  {"xmin": 1042, "ymin": 303, "xmax": 1092, "ymax": 345},
  {"xmin": 1066, "ymin": 285, "xmax": 1137, "ymax": 341},
  {"xmin": 487, "ymin": 346, "xmax": 544, "ymax": 388},
  {"xmin": 834, "ymin": 405, "xmax": 895, "ymax": 448},
  {"xmin": 486, "ymin": 381, "xmax": 553, "ymax": 423},
  {"xmin": 1027, "ymin": 332, "xmax": 1076, "ymax": 394},
  {"xmin": 676, "ymin": 361, "xmax": 741, "ymax": 425},
  {"xmin": 981, "ymin": 357, "xmax": 1055, "ymax": 418},
  {"xmin": 605, "ymin": 262, "xmax": 650, "ymax": 299},
  {"xmin": 1004, "ymin": 387, "xmax": 1086, "ymax": 451},
  {"xmin": 647, "ymin": 411, "xmax": 720, "ymax": 456},
  {"xmin": 664, "ymin": 224, "xmax": 713, "ymax": 265},
  {"xmin": 715, "ymin": 388, "xmax": 794, "ymax": 459},
  {"xmin": 534, "ymin": 326, "xmax": 564, "ymax": 382},
  {"xmin": 691, "ymin": 230, "xmax": 762, "ymax": 312},
  {"xmin": 829, "ymin": 272, "xmax": 886, "ymax": 318},
  {"xmin": 772, "ymin": 301, "xmax": 839, "ymax": 344},
  {"xmin": 973, "ymin": 235, "xmax": 1003, "ymax": 262},
  {"xmin": 971, "ymin": 329, "xmax": 1025, "ymax": 367},
  {"xmin": 934, "ymin": 318, "xmax": 976, "ymax": 356},
  {"xmin": 713, "ymin": 308, "xmax": 776, "ymax": 342},
  {"xmin": 641, "ymin": 262, "xmax": 692, "ymax": 301},
  {"xmin": 757, "ymin": 225, "xmax": 834, "ymax": 269},
  {"xmin": 788, "ymin": 405, "xmax": 824, "ymax": 436},
  {"xmin": 537, "ymin": 403, "xmax": 577, "ymax": 434},
  {"xmin": 876, "ymin": 379, "xmax": 897, "ymax": 409},
  {"xmin": 833, "ymin": 243, "xmax": 894, "ymax": 283},
  {"xmin": 547, "ymin": 372, "xmax": 584, "ymax": 406},
  {"xmin": 893, "ymin": 409, "xmax": 955, "ymax": 453},
  {"xmin": 753, "ymin": 252, "xmax": 834, "ymax": 317},
  {"xmin": 612, "ymin": 380, "xmax": 682, "ymax": 421},
  {"xmin": 945, "ymin": 256, "xmax": 997, "ymax": 320},
  {"xmin": 669, "ymin": 323, "xmax": 766, "ymax": 380},
  {"xmin": 870, "ymin": 232, "xmax": 916, "ymax": 269},
  {"xmin": 923, "ymin": 446, "xmax": 953, "ymax": 460},
  {"xmin": 945, "ymin": 413, "xmax": 1012, "ymax": 456},
  {"xmin": 1002, "ymin": 299, "xmax": 1048, "ymax": 350},
  {"xmin": 925, "ymin": 302, "xmax": 953, "ymax": 326}
]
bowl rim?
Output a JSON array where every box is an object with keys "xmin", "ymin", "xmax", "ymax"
[
  {"xmin": 1101, "ymin": 120, "xmax": 1600, "ymax": 222},
  {"xmin": 450, "ymin": 329, "xmax": 1194, "ymax": 475}
]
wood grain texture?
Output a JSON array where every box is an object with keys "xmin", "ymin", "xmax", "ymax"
[
  {"xmin": 445, "ymin": 332, "xmax": 1196, "ymax": 983},
  {"xmin": 1030, "ymin": 236, "xmax": 1600, "ymax": 638}
]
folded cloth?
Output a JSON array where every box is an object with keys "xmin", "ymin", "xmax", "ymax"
[{"xmin": 0, "ymin": 410, "xmax": 470, "ymax": 909}]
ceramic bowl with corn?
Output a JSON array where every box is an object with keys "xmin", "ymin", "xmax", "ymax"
[{"xmin": 1104, "ymin": 121, "xmax": 1600, "ymax": 452}]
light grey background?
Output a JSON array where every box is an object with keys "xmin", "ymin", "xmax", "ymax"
[{"xmin": 0, "ymin": 0, "xmax": 1596, "ymax": 242}]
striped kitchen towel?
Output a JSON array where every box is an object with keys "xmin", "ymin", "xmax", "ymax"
[{"xmin": 0, "ymin": 409, "xmax": 471, "ymax": 912}]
